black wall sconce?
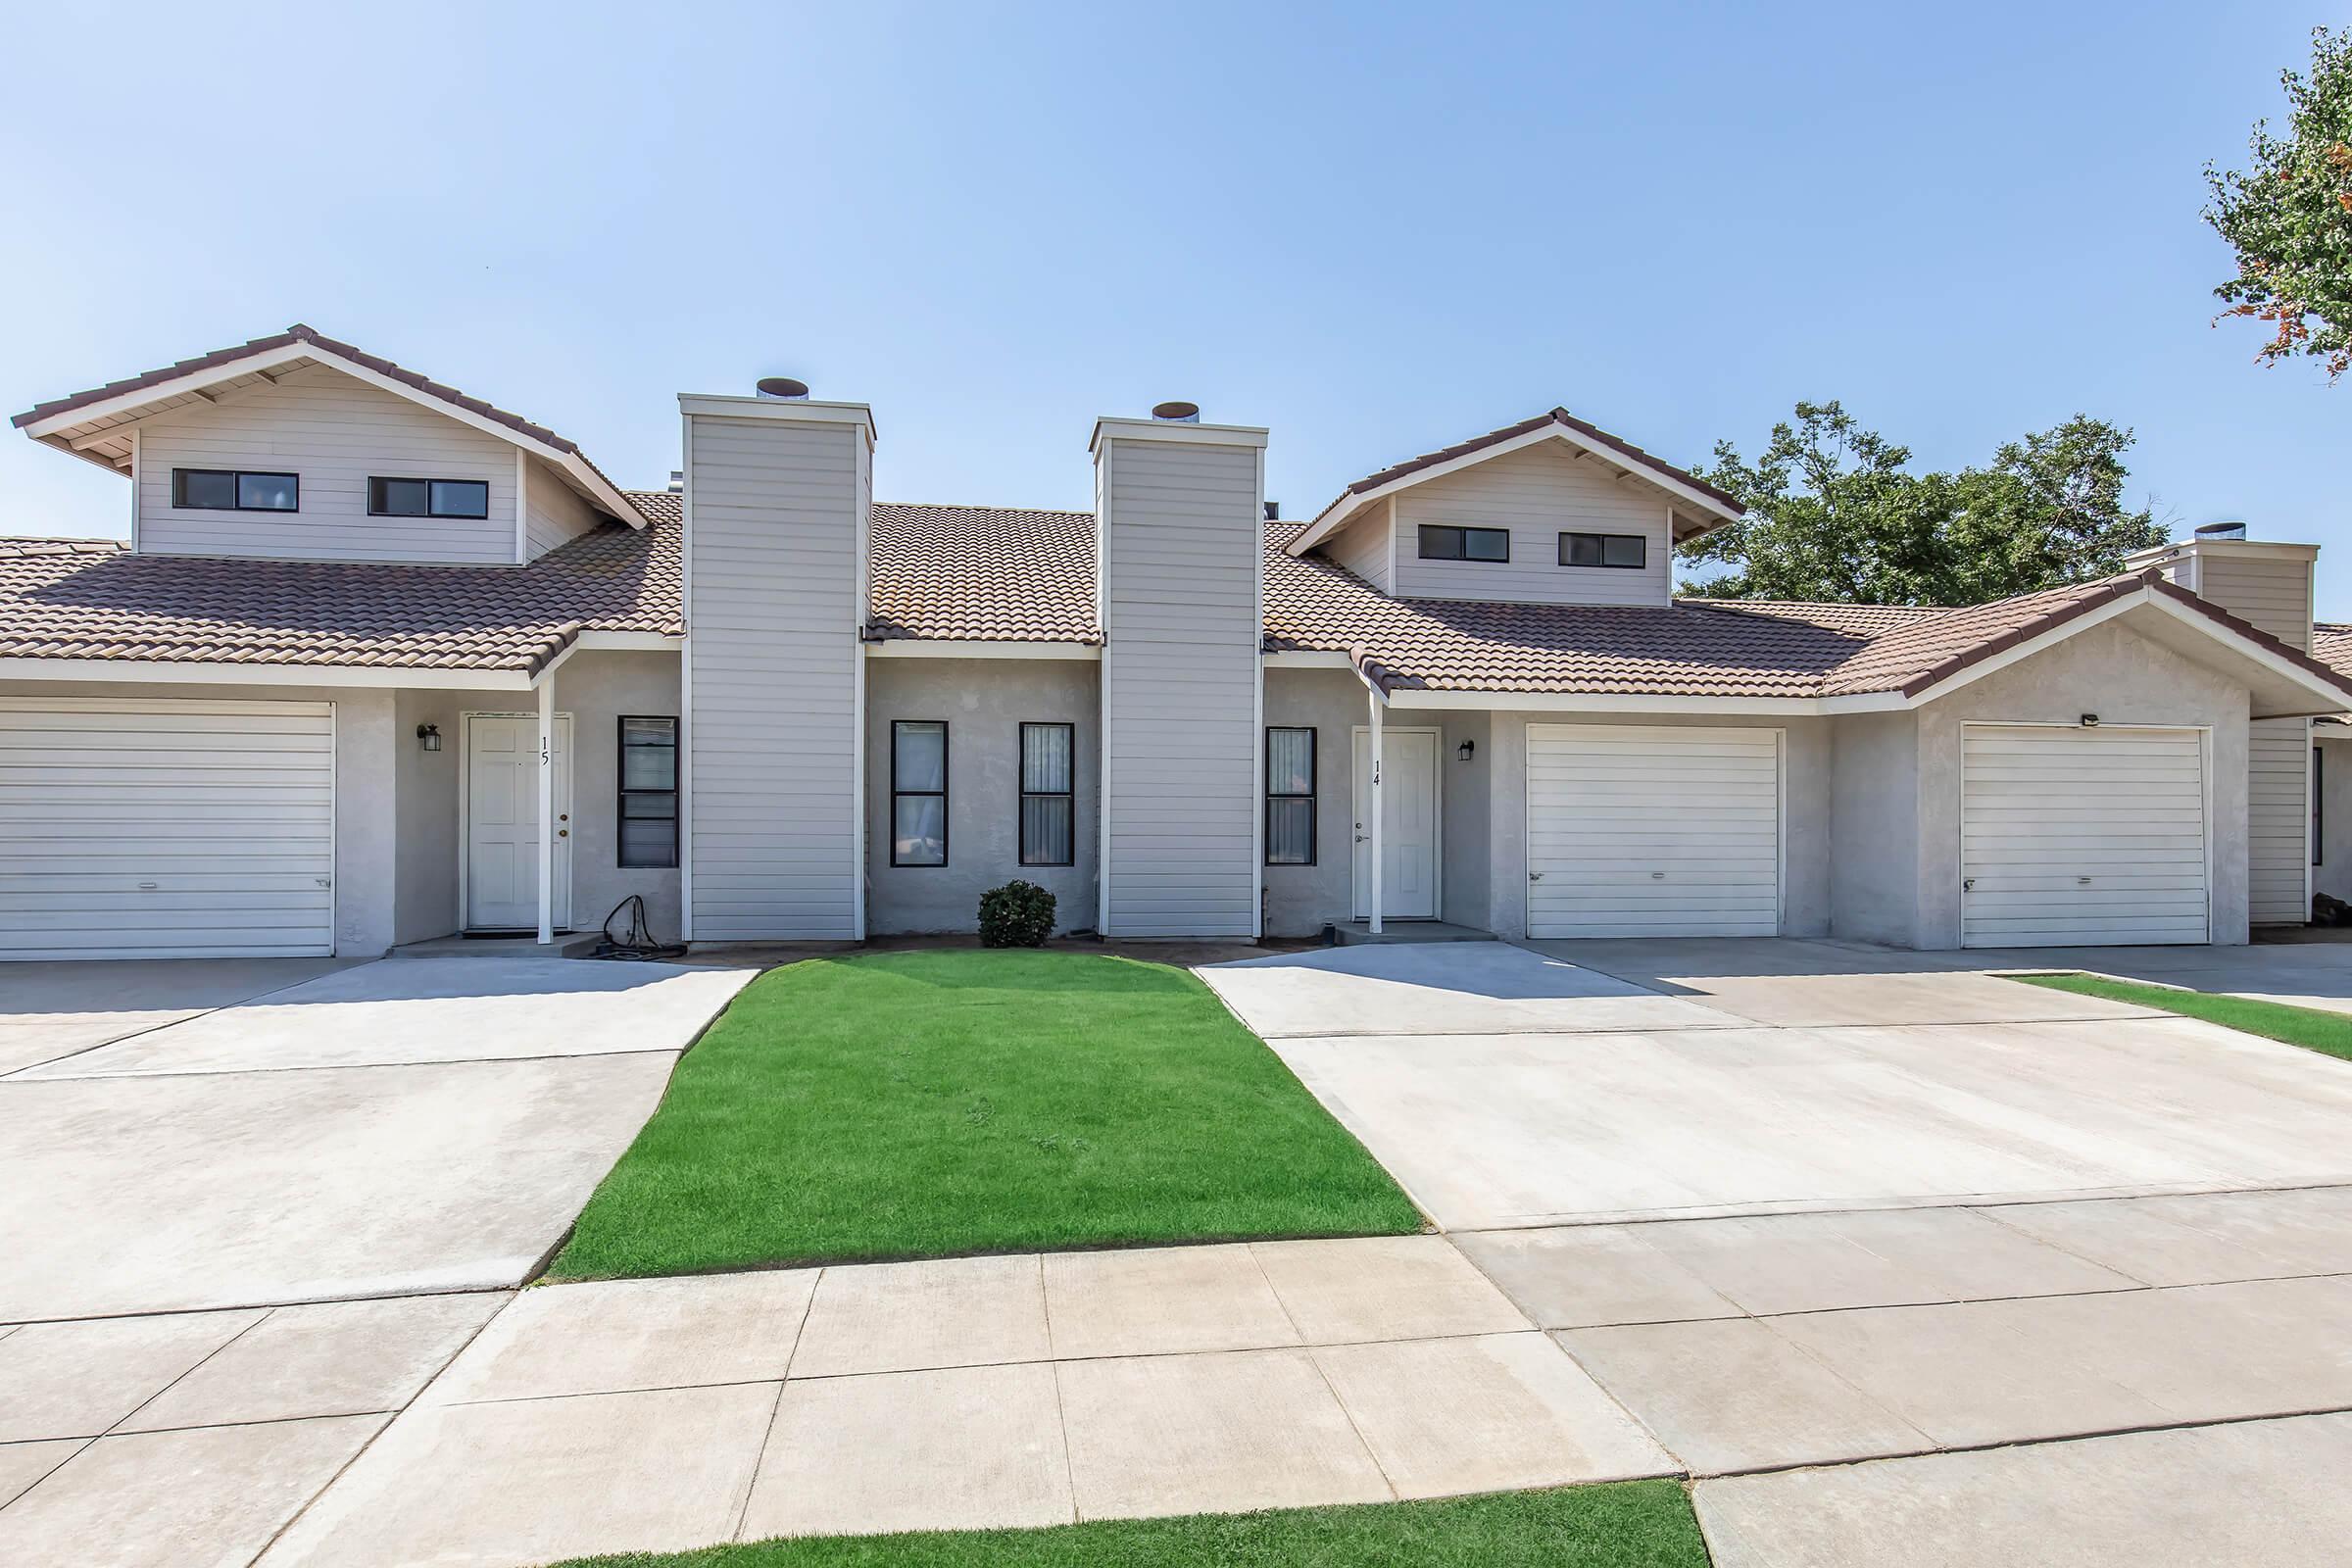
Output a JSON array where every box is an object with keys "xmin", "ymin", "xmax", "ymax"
[
  {"xmin": 416, "ymin": 722, "xmax": 443, "ymax": 753},
  {"xmin": 1456, "ymin": 739, "xmax": 1476, "ymax": 762}
]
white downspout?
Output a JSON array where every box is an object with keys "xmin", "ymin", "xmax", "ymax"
[{"xmin": 536, "ymin": 667, "xmax": 556, "ymax": 946}]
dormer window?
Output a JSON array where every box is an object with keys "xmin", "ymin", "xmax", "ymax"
[
  {"xmin": 1561, "ymin": 531, "xmax": 1646, "ymax": 569},
  {"xmin": 368, "ymin": 476, "xmax": 490, "ymax": 519},
  {"xmin": 1419, "ymin": 524, "xmax": 1510, "ymax": 563},
  {"xmin": 172, "ymin": 468, "xmax": 298, "ymax": 512}
]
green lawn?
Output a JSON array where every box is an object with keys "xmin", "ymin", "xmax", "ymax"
[
  {"xmin": 2014, "ymin": 971, "xmax": 2352, "ymax": 1062},
  {"xmin": 549, "ymin": 950, "xmax": 1424, "ymax": 1279},
  {"xmin": 555, "ymin": 1484, "xmax": 1708, "ymax": 1568}
]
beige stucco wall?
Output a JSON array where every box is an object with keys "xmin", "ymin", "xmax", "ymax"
[
  {"xmin": 863, "ymin": 657, "xmax": 1101, "ymax": 935},
  {"xmin": 1828, "ymin": 710, "xmax": 1922, "ymax": 947},
  {"xmin": 393, "ymin": 650, "xmax": 683, "ymax": 945},
  {"xmin": 1905, "ymin": 618, "xmax": 2251, "ymax": 949},
  {"xmin": 1259, "ymin": 668, "xmax": 1495, "ymax": 938}
]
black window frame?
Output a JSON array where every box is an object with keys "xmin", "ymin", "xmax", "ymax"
[
  {"xmin": 1417, "ymin": 524, "xmax": 1511, "ymax": 563},
  {"xmin": 2316, "ymin": 744, "xmax": 2325, "ymax": 868},
  {"xmin": 891, "ymin": 719, "xmax": 950, "ymax": 868},
  {"xmin": 614, "ymin": 715, "xmax": 680, "ymax": 869},
  {"xmin": 172, "ymin": 467, "xmax": 300, "ymax": 513},
  {"xmin": 1017, "ymin": 721, "xmax": 1076, "ymax": 867},
  {"xmin": 368, "ymin": 475, "xmax": 492, "ymax": 519},
  {"xmin": 1560, "ymin": 531, "xmax": 1648, "ymax": 569},
  {"xmin": 1264, "ymin": 725, "xmax": 1317, "ymax": 866}
]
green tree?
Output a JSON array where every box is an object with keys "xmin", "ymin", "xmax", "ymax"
[
  {"xmin": 2204, "ymin": 25, "xmax": 2352, "ymax": 378},
  {"xmin": 1675, "ymin": 402, "xmax": 1958, "ymax": 604},
  {"xmin": 1946, "ymin": 416, "xmax": 2167, "ymax": 602},
  {"xmin": 1678, "ymin": 404, "xmax": 2163, "ymax": 607}
]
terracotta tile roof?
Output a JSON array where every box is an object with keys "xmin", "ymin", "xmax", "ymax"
[
  {"xmin": 11, "ymin": 324, "xmax": 647, "ymax": 525},
  {"xmin": 1263, "ymin": 522, "xmax": 2352, "ymax": 704},
  {"xmin": 0, "ymin": 490, "xmax": 679, "ymax": 674},
  {"xmin": 1264, "ymin": 523, "xmax": 1882, "ymax": 697},
  {"xmin": 2315, "ymin": 621, "xmax": 2352, "ymax": 678},
  {"xmin": 1330, "ymin": 407, "xmax": 1745, "ymax": 517},
  {"xmin": 865, "ymin": 503, "xmax": 1099, "ymax": 643}
]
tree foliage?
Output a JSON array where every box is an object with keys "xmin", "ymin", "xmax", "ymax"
[
  {"xmin": 2204, "ymin": 25, "xmax": 2352, "ymax": 378},
  {"xmin": 1676, "ymin": 401, "xmax": 2166, "ymax": 606}
]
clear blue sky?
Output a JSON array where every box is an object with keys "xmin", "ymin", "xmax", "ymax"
[{"xmin": 4, "ymin": 3, "xmax": 2344, "ymax": 610}]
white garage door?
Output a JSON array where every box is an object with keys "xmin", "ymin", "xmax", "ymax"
[
  {"xmin": 1961, "ymin": 724, "xmax": 2208, "ymax": 948},
  {"xmin": 1526, "ymin": 724, "xmax": 1782, "ymax": 938},
  {"xmin": 0, "ymin": 697, "xmax": 335, "ymax": 960}
]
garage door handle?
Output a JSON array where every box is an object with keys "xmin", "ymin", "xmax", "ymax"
[
  {"xmin": 1964, "ymin": 878, "xmax": 1975, "ymax": 892},
  {"xmin": 137, "ymin": 881, "xmax": 158, "ymax": 891},
  {"xmin": 2078, "ymin": 875, "xmax": 2091, "ymax": 885},
  {"xmin": 1529, "ymin": 872, "xmax": 1543, "ymax": 882}
]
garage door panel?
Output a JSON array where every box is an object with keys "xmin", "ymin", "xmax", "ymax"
[
  {"xmin": 0, "ymin": 697, "xmax": 335, "ymax": 960},
  {"xmin": 1527, "ymin": 724, "xmax": 1782, "ymax": 939},
  {"xmin": 1961, "ymin": 725, "xmax": 2206, "ymax": 948}
]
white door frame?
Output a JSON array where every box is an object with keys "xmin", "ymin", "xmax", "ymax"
[
  {"xmin": 458, "ymin": 710, "xmax": 576, "ymax": 932},
  {"xmin": 1956, "ymin": 720, "xmax": 2213, "ymax": 947},
  {"xmin": 1350, "ymin": 724, "xmax": 1443, "ymax": 920}
]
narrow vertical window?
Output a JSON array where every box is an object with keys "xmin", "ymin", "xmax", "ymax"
[
  {"xmin": 2316, "ymin": 744, "xmax": 2325, "ymax": 868},
  {"xmin": 616, "ymin": 717, "xmax": 678, "ymax": 868},
  {"xmin": 1019, "ymin": 722, "xmax": 1075, "ymax": 866},
  {"xmin": 1265, "ymin": 727, "xmax": 1316, "ymax": 865},
  {"xmin": 892, "ymin": 720, "xmax": 949, "ymax": 866}
]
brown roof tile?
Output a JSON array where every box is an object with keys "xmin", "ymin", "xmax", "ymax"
[
  {"xmin": 865, "ymin": 503, "xmax": 1098, "ymax": 643},
  {"xmin": 0, "ymin": 491, "xmax": 679, "ymax": 674}
]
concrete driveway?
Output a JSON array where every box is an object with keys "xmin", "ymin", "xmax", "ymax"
[
  {"xmin": 0, "ymin": 952, "xmax": 756, "ymax": 1567},
  {"xmin": 1199, "ymin": 937, "xmax": 2352, "ymax": 1565}
]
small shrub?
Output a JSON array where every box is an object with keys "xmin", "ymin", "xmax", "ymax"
[{"xmin": 978, "ymin": 879, "xmax": 1055, "ymax": 948}]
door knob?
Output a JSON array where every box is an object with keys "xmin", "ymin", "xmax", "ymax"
[
  {"xmin": 559, "ymin": 829, "xmax": 569, "ymax": 838},
  {"xmin": 559, "ymin": 813, "xmax": 568, "ymax": 822}
]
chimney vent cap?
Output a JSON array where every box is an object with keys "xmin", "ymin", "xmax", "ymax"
[
  {"xmin": 2195, "ymin": 520, "xmax": 2249, "ymax": 541},
  {"xmin": 755, "ymin": 376, "xmax": 811, "ymax": 401},
  {"xmin": 1151, "ymin": 400, "xmax": 1200, "ymax": 422}
]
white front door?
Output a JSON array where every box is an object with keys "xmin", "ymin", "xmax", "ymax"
[
  {"xmin": 466, "ymin": 712, "xmax": 572, "ymax": 931},
  {"xmin": 1352, "ymin": 726, "xmax": 1440, "ymax": 919}
]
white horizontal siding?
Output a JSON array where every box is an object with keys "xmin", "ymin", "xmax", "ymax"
[
  {"xmin": 2197, "ymin": 555, "xmax": 2310, "ymax": 651},
  {"xmin": 135, "ymin": 362, "xmax": 518, "ymax": 564},
  {"xmin": 522, "ymin": 456, "xmax": 604, "ymax": 559},
  {"xmin": 1324, "ymin": 508, "xmax": 1392, "ymax": 592},
  {"xmin": 1961, "ymin": 725, "xmax": 2209, "ymax": 947},
  {"xmin": 685, "ymin": 416, "xmax": 863, "ymax": 940},
  {"xmin": 2248, "ymin": 716, "xmax": 2312, "ymax": 924},
  {"xmin": 1391, "ymin": 440, "xmax": 1672, "ymax": 607},
  {"xmin": 1525, "ymin": 724, "xmax": 1782, "ymax": 937},
  {"xmin": 0, "ymin": 696, "xmax": 334, "ymax": 959},
  {"xmin": 1101, "ymin": 438, "xmax": 1261, "ymax": 938}
]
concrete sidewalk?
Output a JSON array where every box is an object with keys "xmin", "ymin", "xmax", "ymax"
[
  {"xmin": 95, "ymin": 1184, "xmax": 2336, "ymax": 1568},
  {"xmin": 252, "ymin": 1235, "xmax": 1672, "ymax": 1567}
]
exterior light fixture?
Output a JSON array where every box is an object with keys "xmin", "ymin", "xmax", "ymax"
[
  {"xmin": 1456, "ymin": 739, "xmax": 1476, "ymax": 762},
  {"xmin": 2080, "ymin": 713, "xmax": 2100, "ymax": 728},
  {"xmin": 416, "ymin": 722, "xmax": 443, "ymax": 753}
]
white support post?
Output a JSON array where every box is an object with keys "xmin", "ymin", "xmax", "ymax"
[
  {"xmin": 536, "ymin": 670, "xmax": 556, "ymax": 945},
  {"xmin": 1368, "ymin": 686, "xmax": 1385, "ymax": 936}
]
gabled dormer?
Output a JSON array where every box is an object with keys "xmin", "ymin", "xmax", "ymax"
[
  {"xmin": 12, "ymin": 324, "xmax": 646, "ymax": 565},
  {"xmin": 1286, "ymin": 407, "xmax": 1742, "ymax": 608}
]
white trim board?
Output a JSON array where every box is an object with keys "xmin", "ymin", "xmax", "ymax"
[{"xmin": 865, "ymin": 640, "xmax": 1101, "ymax": 661}]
